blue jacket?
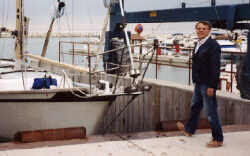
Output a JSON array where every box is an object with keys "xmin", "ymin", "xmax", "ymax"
[{"xmin": 192, "ymin": 37, "xmax": 221, "ymax": 89}]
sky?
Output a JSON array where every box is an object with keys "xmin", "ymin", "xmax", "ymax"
[{"xmin": 0, "ymin": 0, "xmax": 249, "ymax": 34}]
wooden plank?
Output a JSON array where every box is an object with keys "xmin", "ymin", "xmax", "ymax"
[
  {"xmin": 160, "ymin": 87, "xmax": 167, "ymax": 121},
  {"xmin": 122, "ymin": 80, "xmax": 133, "ymax": 133},
  {"xmin": 217, "ymin": 98, "xmax": 226, "ymax": 125},
  {"xmin": 237, "ymin": 102, "xmax": 245, "ymax": 124},
  {"xmin": 175, "ymin": 88, "xmax": 182, "ymax": 120},
  {"xmin": 143, "ymin": 85, "xmax": 154, "ymax": 130},
  {"xmin": 166, "ymin": 87, "xmax": 174, "ymax": 120},
  {"xmin": 136, "ymin": 94, "xmax": 142, "ymax": 131},
  {"xmin": 124, "ymin": 94, "xmax": 130, "ymax": 133},
  {"xmin": 132, "ymin": 95, "xmax": 139, "ymax": 132},
  {"xmin": 153, "ymin": 85, "xmax": 161, "ymax": 130},
  {"xmin": 111, "ymin": 98, "xmax": 117, "ymax": 133},
  {"xmin": 138, "ymin": 94, "xmax": 144, "ymax": 131},
  {"xmin": 142, "ymin": 90, "xmax": 149, "ymax": 130},
  {"xmin": 147, "ymin": 85, "xmax": 156, "ymax": 130},
  {"xmin": 114, "ymin": 96, "xmax": 120, "ymax": 133},
  {"xmin": 119, "ymin": 80, "xmax": 127, "ymax": 133},
  {"xmin": 177, "ymin": 88, "xmax": 186, "ymax": 120},
  {"xmin": 184, "ymin": 90, "xmax": 193, "ymax": 119}
]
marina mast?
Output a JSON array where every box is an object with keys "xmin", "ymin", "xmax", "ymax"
[{"xmin": 15, "ymin": 0, "xmax": 24, "ymax": 61}]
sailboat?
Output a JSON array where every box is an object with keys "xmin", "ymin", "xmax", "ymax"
[{"xmin": 0, "ymin": 0, "xmax": 151, "ymax": 140}]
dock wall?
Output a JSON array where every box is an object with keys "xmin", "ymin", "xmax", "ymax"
[
  {"xmin": 101, "ymin": 78, "xmax": 250, "ymax": 134},
  {"xmin": 43, "ymin": 65, "xmax": 250, "ymax": 134}
]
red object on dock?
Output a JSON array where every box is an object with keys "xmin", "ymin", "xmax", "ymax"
[
  {"xmin": 14, "ymin": 127, "xmax": 86, "ymax": 143},
  {"xmin": 175, "ymin": 44, "xmax": 180, "ymax": 53},
  {"xmin": 157, "ymin": 47, "xmax": 161, "ymax": 55}
]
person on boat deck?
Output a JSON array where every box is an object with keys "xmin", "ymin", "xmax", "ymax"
[{"xmin": 177, "ymin": 21, "xmax": 224, "ymax": 148}]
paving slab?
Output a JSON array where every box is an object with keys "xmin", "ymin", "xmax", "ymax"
[{"xmin": 0, "ymin": 131, "xmax": 249, "ymax": 156}]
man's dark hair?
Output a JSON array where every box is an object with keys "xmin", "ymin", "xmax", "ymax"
[{"xmin": 195, "ymin": 21, "xmax": 212, "ymax": 30}]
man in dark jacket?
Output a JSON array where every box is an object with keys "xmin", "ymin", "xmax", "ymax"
[{"xmin": 177, "ymin": 21, "xmax": 223, "ymax": 147}]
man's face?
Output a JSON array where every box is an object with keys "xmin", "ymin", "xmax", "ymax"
[{"xmin": 196, "ymin": 23, "xmax": 210, "ymax": 40}]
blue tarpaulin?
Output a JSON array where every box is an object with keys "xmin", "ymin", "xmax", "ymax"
[{"xmin": 32, "ymin": 78, "xmax": 57, "ymax": 89}]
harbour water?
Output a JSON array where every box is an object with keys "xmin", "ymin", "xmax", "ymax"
[{"xmin": 0, "ymin": 37, "xmax": 191, "ymax": 85}]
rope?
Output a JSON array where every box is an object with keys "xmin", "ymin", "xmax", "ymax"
[{"xmin": 61, "ymin": 70, "xmax": 88, "ymax": 98}]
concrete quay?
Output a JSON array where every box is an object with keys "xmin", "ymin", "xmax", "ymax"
[{"xmin": 0, "ymin": 125, "xmax": 249, "ymax": 156}]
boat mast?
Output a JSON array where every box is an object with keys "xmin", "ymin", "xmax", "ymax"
[
  {"xmin": 15, "ymin": 0, "xmax": 24, "ymax": 61},
  {"xmin": 39, "ymin": 0, "xmax": 65, "ymax": 66}
]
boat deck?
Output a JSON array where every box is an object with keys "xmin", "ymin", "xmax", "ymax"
[{"xmin": 0, "ymin": 125, "xmax": 249, "ymax": 155}]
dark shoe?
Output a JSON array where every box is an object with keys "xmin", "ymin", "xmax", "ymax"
[
  {"xmin": 176, "ymin": 121, "xmax": 192, "ymax": 137},
  {"xmin": 206, "ymin": 140, "xmax": 223, "ymax": 148}
]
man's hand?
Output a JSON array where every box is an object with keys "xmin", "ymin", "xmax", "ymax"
[{"xmin": 207, "ymin": 88, "xmax": 214, "ymax": 96}]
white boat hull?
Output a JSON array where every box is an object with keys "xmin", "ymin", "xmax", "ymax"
[{"xmin": 0, "ymin": 100, "xmax": 109, "ymax": 139}]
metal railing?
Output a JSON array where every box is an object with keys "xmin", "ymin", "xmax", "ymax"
[
  {"xmin": 151, "ymin": 45, "xmax": 246, "ymax": 93},
  {"xmin": 58, "ymin": 40, "xmax": 246, "ymax": 93}
]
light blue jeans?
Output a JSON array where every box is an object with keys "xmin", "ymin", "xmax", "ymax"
[{"xmin": 185, "ymin": 84, "xmax": 223, "ymax": 142}]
